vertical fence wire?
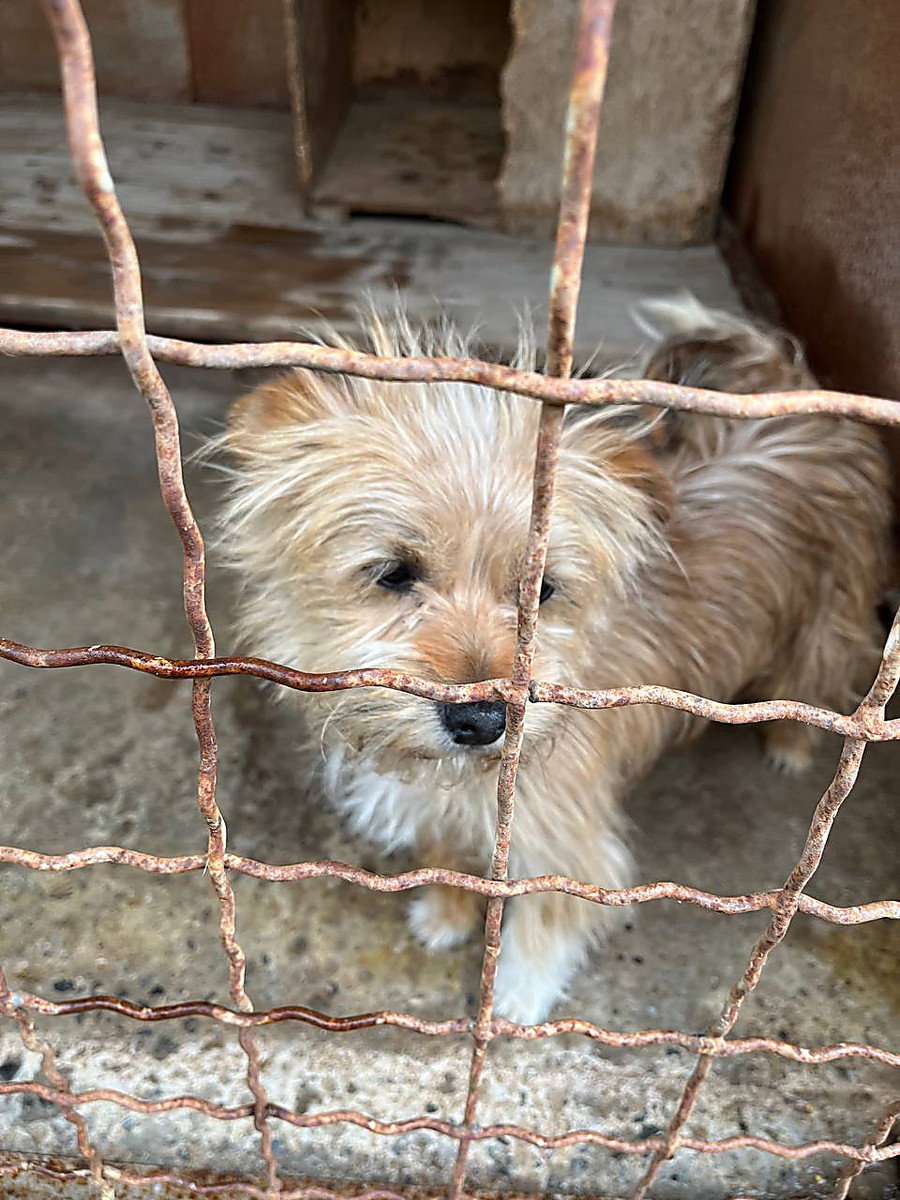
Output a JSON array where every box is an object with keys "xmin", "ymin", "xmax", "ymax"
[
  {"xmin": 40, "ymin": 0, "xmax": 280, "ymax": 1191},
  {"xmin": 0, "ymin": 963, "xmax": 103, "ymax": 1188},
  {"xmin": 631, "ymin": 618, "xmax": 900, "ymax": 1199},
  {"xmin": 831, "ymin": 1100, "xmax": 900, "ymax": 1200},
  {"xmin": 450, "ymin": 4, "xmax": 618, "ymax": 1193}
]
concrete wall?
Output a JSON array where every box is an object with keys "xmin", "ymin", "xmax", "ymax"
[
  {"xmin": 726, "ymin": 0, "xmax": 900, "ymax": 402},
  {"xmin": 499, "ymin": 0, "xmax": 756, "ymax": 244}
]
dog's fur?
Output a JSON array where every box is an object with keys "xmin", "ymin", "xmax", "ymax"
[{"xmin": 211, "ymin": 299, "xmax": 889, "ymax": 1023}]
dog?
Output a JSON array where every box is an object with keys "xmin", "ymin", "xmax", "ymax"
[{"xmin": 211, "ymin": 299, "xmax": 889, "ymax": 1024}]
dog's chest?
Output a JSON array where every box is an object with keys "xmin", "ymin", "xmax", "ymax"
[{"xmin": 320, "ymin": 749, "xmax": 496, "ymax": 855}]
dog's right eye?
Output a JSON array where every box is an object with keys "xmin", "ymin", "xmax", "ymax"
[{"xmin": 376, "ymin": 561, "xmax": 418, "ymax": 592}]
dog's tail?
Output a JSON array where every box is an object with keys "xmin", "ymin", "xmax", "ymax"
[{"xmin": 634, "ymin": 294, "xmax": 815, "ymax": 394}]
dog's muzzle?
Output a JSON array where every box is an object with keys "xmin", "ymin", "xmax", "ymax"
[{"xmin": 439, "ymin": 700, "xmax": 507, "ymax": 747}]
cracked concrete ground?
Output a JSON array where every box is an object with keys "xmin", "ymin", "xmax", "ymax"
[{"xmin": 1, "ymin": 355, "xmax": 898, "ymax": 1199}]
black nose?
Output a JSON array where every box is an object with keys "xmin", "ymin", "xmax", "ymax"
[{"xmin": 440, "ymin": 700, "xmax": 507, "ymax": 747}]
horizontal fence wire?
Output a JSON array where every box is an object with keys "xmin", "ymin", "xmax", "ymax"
[
  {"xmin": 1, "ymin": 989, "xmax": 899, "ymax": 1068},
  {"xmin": 0, "ymin": 0, "xmax": 898, "ymax": 1197},
  {"xmin": 1, "ymin": 840, "xmax": 897, "ymax": 924},
  {"xmin": 2, "ymin": 639, "xmax": 900, "ymax": 741},
  {"xmin": 3, "ymin": 327, "xmax": 900, "ymax": 428}
]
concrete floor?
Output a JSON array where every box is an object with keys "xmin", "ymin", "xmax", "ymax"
[{"xmin": 0, "ymin": 355, "xmax": 898, "ymax": 1199}]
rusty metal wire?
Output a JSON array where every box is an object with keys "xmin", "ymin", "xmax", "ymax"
[
  {"xmin": 3, "ymin": 326, "xmax": 900, "ymax": 428},
  {"xmin": 3, "ymin": 1078, "xmax": 900, "ymax": 1166},
  {"xmin": 0, "ymin": 0, "xmax": 898, "ymax": 1197},
  {"xmin": 12, "ymin": 0, "xmax": 280, "ymax": 1191},
  {"xmin": 1, "ymin": 840, "xmax": 897, "ymax": 923},
  {"xmin": 0, "ymin": 1162, "xmax": 420, "ymax": 1200},
  {"xmin": 4, "ymin": 988, "xmax": 900, "ymax": 1069},
  {"xmin": 451, "ymin": 7, "xmax": 620, "ymax": 1191},
  {"xmin": 831, "ymin": 1101, "xmax": 900, "ymax": 1200},
  {"xmin": 4, "ymin": 638, "xmax": 900, "ymax": 741}
]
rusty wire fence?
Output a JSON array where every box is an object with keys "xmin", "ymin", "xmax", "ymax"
[{"xmin": 0, "ymin": 0, "xmax": 898, "ymax": 1196}]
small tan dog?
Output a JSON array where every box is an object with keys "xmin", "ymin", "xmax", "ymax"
[{"xmin": 214, "ymin": 299, "xmax": 889, "ymax": 1023}]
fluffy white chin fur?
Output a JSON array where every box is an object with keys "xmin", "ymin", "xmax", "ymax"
[{"xmin": 211, "ymin": 298, "xmax": 890, "ymax": 1027}]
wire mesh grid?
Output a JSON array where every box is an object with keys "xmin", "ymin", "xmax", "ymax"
[{"xmin": 0, "ymin": 0, "xmax": 898, "ymax": 1196}]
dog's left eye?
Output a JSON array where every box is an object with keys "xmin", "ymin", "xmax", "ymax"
[
  {"xmin": 539, "ymin": 578, "xmax": 555, "ymax": 604},
  {"xmin": 376, "ymin": 561, "xmax": 418, "ymax": 592}
]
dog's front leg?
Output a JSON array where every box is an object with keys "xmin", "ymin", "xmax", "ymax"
[
  {"xmin": 492, "ymin": 890, "xmax": 599, "ymax": 1025},
  {"xmin": 408, "ymin": 839, "xmax": 487, "ymax": 951},
  {"xmin": 492, "ymin": 792, "xmax": 631, "ymax": 1025}
]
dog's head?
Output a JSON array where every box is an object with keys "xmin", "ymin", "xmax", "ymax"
[{"xmin": 215, "ymin": 318, "xmax": 669, "ymax": 783}]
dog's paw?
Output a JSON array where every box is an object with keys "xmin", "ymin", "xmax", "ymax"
[
  {"xmin": 765, "ymin": 744, "xmax": 813, "ymax": 776},
  {"xmin": 492, "ymin": 955, "xmax": 561, "ymax": 1026},
  {"xmin": 764, "ymin": 725, "xmax": 814, "ymax": 776},
  {"xmin": 408, "ymin": 886, "xmax": 481, "ymax": 952}
]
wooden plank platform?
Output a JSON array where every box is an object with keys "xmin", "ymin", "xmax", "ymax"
[
  {"xmin": 311, "ymin": 93, "xmax": 503, "ymax": 228},
  {"xmin": 0, "ymin": 95, "xmax": 745, "ymax": 359}
]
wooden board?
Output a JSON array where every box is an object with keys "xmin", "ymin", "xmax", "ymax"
[
  {"xmin": 0, "ymin": 97, "xmax": 304, "ymax": 238},
  {"xmin": 287, "ymin": 0, "xmax": 356, "ymax": 184},
  {"xmin": 0, "ymin": 95, "xmax": 745, "ymax": 361},
  {"xmin": 0, "ymin": 220, "xmax": 746, "ymax": 362},
  {"xmin": 311, "ymin": 93, "xmax": 503, "ymax": 228}
]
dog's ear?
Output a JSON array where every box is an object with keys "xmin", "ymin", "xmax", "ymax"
[
  {"xmin": 606, "ymin": 439, "xmax": 673, "ymax": 524},
  {"xmin": 227, "ymin": 370, "xmax": 328, "ymax": 455},
  {"xmin": 642, "ymin": 326, "xmax": 815, "ymax": 394},
  {"xmin": 564, "ymin": 411, "xmax": 673, "ymax": 524}
]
